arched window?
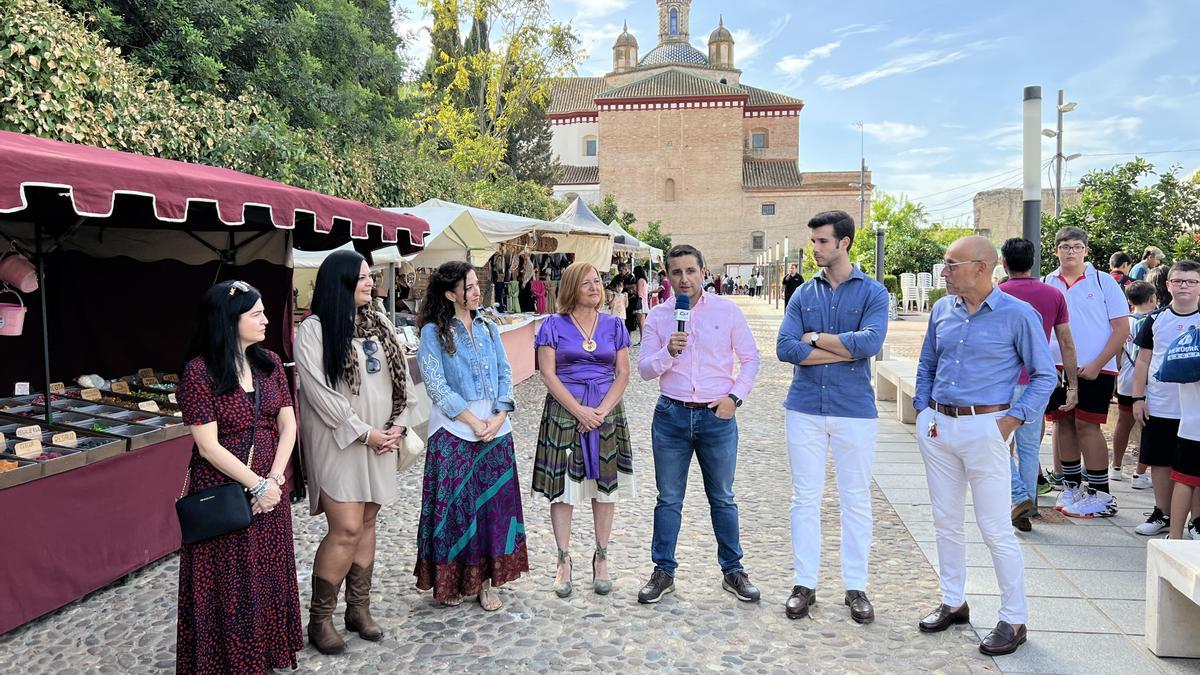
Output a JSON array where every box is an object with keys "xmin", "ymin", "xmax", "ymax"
[
  {"xmin": 751, "ymin": 231, "xmax": 765, "ymax": 251},
  {"xmin": 664, "ymin": 178, "xmax": 676, "ymax": 201},
  {"xmin": 750, "ymin": 129, "xmax": 768, "ymax": 149},
  {"xmin": 582, "ymin": 135, "xmax": 597, "ymax": 157},
  {"xmin": 669, "ymin": 8, "xmax": 678, "ymax": 35}
]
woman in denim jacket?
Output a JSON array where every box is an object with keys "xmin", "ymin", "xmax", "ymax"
[{"xmin": 414, "ymin": 260, "xmax": 529, "ymax": 611}]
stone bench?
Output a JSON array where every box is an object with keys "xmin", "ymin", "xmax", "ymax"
[
  {"xmin": 875, "ymin": 360, "xmax": 919, "ymax": 424},
  {"xmin": 1146, "ymin": 539, "xmax": 1200, "ymax": 658}
]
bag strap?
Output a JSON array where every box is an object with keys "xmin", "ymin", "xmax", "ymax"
[{"xmin": 178, "ymin": 373, "xmax": 262, "ymax": 499}]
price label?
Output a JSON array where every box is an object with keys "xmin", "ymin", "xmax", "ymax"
[
  {"xmin": 168, "ymin": 393, "xmax": 177, "ymax": 404},
  {"xmin": 137, "ymin": 368, "xmax": 155, "ymax": 378},
  {"xmin": 15, "ymin": 425, "xmax": 41, "ymax": 440},
  {"xmin": 49, "ymin": 382, "xmax": 65, "ymax": 394},
  {"xmin": 80, "ymin": 388, "xmax": 102, "ymax": 401},
  {"xmin": 111, "ymin": 381, "xmax": 130, "ymax": 394},
  {"xmin": 137, "ymin": 400, "xmax": 160, "ymax": 413},
  {"xmin": 163, "ymin": 374, "xmax": 180, "ymax": 384},
  {"xmin": 14, "ymin": 439, "xmax": 41, "ymax": 458},
  {"xmin": 14, "ymin": 382, "xmax": 30, "ymax": 396},
  {"xmin": 142, "ymin": 377, "xmax": 160, "ymax": 386},
  {"xmin": 51, "ymin": 431, "xmax": 77, "ymax": 446}
]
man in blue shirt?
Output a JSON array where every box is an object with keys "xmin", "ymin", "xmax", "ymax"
[
  {"xmin": 776, "ymin": 211, "xmax": 889, "ymax": 623},
  {"xmin": 913, "ymin": 236, "xmax": 1055, "ymax": 657}
]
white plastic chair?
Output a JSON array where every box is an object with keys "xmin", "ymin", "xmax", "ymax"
[
  {"xmin": 931, "ymin": 264, "xmax": 946, "ymax": 289},
  {"xmin": 916, "ymin": 273, "xmax": 933, "ymax": 312},
  {"xmin": 899, "ymin": 273, "xmax": 918, "ymax": 312}
]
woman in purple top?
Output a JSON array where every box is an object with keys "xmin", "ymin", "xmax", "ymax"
[{"xmin": 532, "ymin": 261, "xmax": 634, "ymax": 599}]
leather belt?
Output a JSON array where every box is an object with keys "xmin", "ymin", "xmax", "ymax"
[
  {"xmin": 665, "ymin": 396, "xmax": 713, "ymax": 409},
  {"xmin": 931, "ymin": 401, "xmax": 1010, "ymax": 418}
]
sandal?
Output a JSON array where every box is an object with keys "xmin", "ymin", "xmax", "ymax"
[
  {"xmin": 479, "ymin": 581, "xmax": 502, "ymax": 612},
  {"xmin": 553, "ymin": 548, "xmax": 573, "ymax": 598},
  {"xmin": 441, "ymin": 594, "xmax": 463, "ymax": 607},
  {"xmin": 593, "ymin": 542, "xmax": 612, "ymax": 595}
]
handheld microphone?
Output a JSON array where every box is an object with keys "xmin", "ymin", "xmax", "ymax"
[{"xmin": 674, "ymin": 295, "xmax": 691, "ymax": 333}]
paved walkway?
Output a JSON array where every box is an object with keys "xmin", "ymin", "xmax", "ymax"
[{"xmin": 0, "ymin": 295, "xmax": 1195, "ymax": 673}]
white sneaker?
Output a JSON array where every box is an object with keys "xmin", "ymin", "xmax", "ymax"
[
  {"xmin": 1130, "ymin": 473, "xmax": 1153, "ymax": 490},
  {"xmin": 1135, "ymin": 507, "xmax": 1170, "ymax": 536},
  {"xmin": 1189, "ymin": 521, "xmax": 1199, "ymax": 541},
  {"xmin": 1055, "ymin": 484, "xmax": 1085, "ymax": 511},
  {"xmin": 1063, "ymin": 489, "xmax": 1118, "ymax": 519},
  {"xmin": 1110, "ymin": 468, "xmax": 1125, "ymax": 481}
]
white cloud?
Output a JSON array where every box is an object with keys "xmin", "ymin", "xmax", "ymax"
[
  {"xmin": 906, "ymin": 146, "xmax": 953, "ymax": 156},
  {"xmin": 816, "ymin": 49, "xmax": 971, "ymax": 90},
  {"xmin": 774, "ymin": 41, "xmax": 840, "ymax": 85},
  {"xmin": 559, "ymin": 0, "xmax": 630, "ymax": 20},
  {"xmin": 885, "ymin": 30, "xmax": 963, "ymax": 50},
  {"xmin": 858, "ymin": 121, "xmax": 929, "ymax": 144},
  {"xmin": 833, "ymin": 23, "xmax": 885, "ymax": 37},
  {"xmin": 728, "ymin": 14, "xmax": 791, "ymax": 67},
  {"xmin": 878, "ymin": 146, "xmax": 953, "ymax": 172}
]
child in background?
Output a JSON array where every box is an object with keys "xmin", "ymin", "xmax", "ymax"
[
  {"xmin": 608, "ymin": 279, "xmax": 628, "ymax": 321},
  {"xmin": 1116, "ymin": 281, "xmax": 1158, "ymax": 491}
]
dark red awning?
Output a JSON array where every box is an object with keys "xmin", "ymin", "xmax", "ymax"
[{"xmin": 0, "ymin": 130, "xmax": 428, "ymax": 250}]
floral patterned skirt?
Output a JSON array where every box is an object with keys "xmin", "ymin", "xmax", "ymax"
[{"xmin": 414, "ymin": 429, "xmax": 529, "ymax": 602}]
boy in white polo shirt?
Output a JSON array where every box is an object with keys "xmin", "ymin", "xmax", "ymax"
[
  {"xmin": 1131, "ymin": 260, "xmax": 1200, "ymax": 539},
  {"xmin": 1043, "ymin": 227, "xmax": 1130, "ymax": 518}
]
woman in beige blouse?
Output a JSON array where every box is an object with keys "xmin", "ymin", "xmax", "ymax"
[{"xmin": 295, "ymin": 250, "xmax": 408, "ymax": 655}]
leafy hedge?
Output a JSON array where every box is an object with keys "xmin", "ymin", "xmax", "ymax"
[{"xmin": 0, "ymin": 0, "xmax": 563, "ymax": 219}]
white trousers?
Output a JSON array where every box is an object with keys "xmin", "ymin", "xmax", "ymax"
[
  {"xmin": 786, "ymin": 411, "xmax": 876, "ymax": 591},
  {"xmin": 916, "ymin": 407, "xmax": 1028, "ymax": 624}
]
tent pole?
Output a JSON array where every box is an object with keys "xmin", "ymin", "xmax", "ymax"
[{"xmin": 35, "ymin": 221, "xmax": 51, "ymax": 424}]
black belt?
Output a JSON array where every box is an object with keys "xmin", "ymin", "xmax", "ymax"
[
  {"xmin": 664, "ymin": 396, "xmax": 713, "ymax": 409},
  {"xmin": 931, "ymin": 400, "xmax": 1010, "ymax": 418}
]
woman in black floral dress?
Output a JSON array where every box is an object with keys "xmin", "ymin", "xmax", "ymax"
[{"xmin": 176, "ymin": 280, "xmax": 304, "ymax": 674}]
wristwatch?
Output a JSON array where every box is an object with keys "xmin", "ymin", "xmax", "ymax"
[
  {"xmin": 809, "ymin": 333, "xmax": 820, "ymax": 347},
  {"xmin": 727, "ymin": 394, "xmax": 743, "ymax": 408}
]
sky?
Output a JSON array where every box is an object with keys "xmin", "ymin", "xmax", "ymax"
[{"xmin": 395, "ymin": 0, "xmax": 1200, "ymax": 227}]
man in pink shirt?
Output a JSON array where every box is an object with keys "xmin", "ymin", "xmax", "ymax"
[{"xmin": 636, "ymin": 244, "xmax": 762, "ymax": 604}]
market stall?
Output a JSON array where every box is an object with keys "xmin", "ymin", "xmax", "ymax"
[{"xmin": 0, "ymin": 130, "xmax": 428, "ymax": 635}]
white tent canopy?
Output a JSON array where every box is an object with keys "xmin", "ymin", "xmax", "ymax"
[
  {"xmin": 418, "ymin": 198, "xmax": 613, "ymax": 269},
  {"xmin": 292, "ymin": 241, "xmax": 411, "ymax": 269},
  {"xmin": 384, "ymin": 206, "xmax": 494, "ymax": 268},
  {"xmin": 607, "ymin": 219, "xmax": 663, "ymax": 263}
]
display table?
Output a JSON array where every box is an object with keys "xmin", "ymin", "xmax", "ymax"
[
  {"xmin": 0, "ymin": 436, "xmax": 193, "ymax": 634},
  {"xmin": 497, "ymin": 316, "xmax": 545, "ymax": 385}
]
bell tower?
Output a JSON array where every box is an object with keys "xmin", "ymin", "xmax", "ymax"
[{"xmin": 657, "ymin": 0, "xmax": 691, "ymax": 44}]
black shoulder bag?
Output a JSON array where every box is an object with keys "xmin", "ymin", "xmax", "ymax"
[{"xmin": 175, "ymin": 379, "xmax": 263, "ymax": 546}]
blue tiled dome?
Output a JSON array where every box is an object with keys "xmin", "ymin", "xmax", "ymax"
[{"xmin": 638, "ymin": 42, "xmax": 708, "ymax": 66}]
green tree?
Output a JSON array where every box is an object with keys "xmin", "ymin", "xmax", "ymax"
[
  {"xmin": 422, "ymin": 0, "xmax": 462, "ymax": 92},
  {"xmin": 630, "ymin": 220, "xmax": 671, "ymax": 253},
  {"xmin": 1040, "ymin": 159, "xmax": 1200, "ymax": 274},
  {"xmin": 503, "ymin": 101, "xmax": 559, "ymax": 183},
  {"xmin": 848, "ymin": 192, "xmax": 949, "ymax": 277},
  {"xmin": 58, "ymin": 0, "xmax": 412, "ymax": 142},
  {"xmin": 419, "ymin": 0, "xmax": 580, "ymax": 178},
  {"xmin": 589, "ymin": 193, "xmax": 635, "ymax": 227}
]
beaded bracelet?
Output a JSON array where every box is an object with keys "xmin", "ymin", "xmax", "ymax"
[{"xmin": 250, "ymin": 478, "xmax": 269, "ymax": 498}]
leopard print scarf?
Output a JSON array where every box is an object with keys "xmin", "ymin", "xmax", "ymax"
[{"xmin": 344, "ymin": 305, "xmax": 407, "ymax": 429}]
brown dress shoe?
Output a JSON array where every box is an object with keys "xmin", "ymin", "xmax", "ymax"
[
  {"xmin": 918, "ymin": 602, "xmax": 970, "ymax": 632},
  {"xmin": 1012, "ymin": 500, "xmax": 1036, "ymax": 532},
  {"xmin": 979, "ymin": 621, "xmax": 1027, "ymax": 655},
  {"xmin": 785, "ymin": 585, "xmax": 816, "ymax": 620},
  {"xmin": 844, "ymin": 590, "xmax": 874, "ymax": 624},
  {"xmin": 308, "ymin": 576, "xmax": 347, "ymax": 655},
  {"xmin": 345, "ymin": 562, "xmax": 384, "ymax": 641}
]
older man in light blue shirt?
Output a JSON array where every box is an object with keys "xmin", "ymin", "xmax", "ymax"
[{"xmin": 913, "ymin": 236, "xmax": 1054, "ymax": 658}]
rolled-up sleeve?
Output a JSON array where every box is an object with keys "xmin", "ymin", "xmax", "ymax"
[
  {"xmin": 417, "ymin": 324, "xmax": 469, "ymax": 418},
  {"xmin": 838, "ymin": 284, "xmax": 889, "ymax": 360},
  {"xmin": 776, "ymin": 290, "xmax": 814, "ymax": 365},
  {"xmin": 1013, "ymin": 307, "xmax": 1056, "ymax": 422},
  {"xmin": 489, "ymin": 321, "xmax": 515, "ymax": 412},
  {"xmin": 914, "ymin": 309, "xmax": 939, "ymax": 412}
]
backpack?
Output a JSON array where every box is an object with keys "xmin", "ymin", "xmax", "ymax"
[{"xmin": 1155, "ymin": 325, "xmax": 1200, "ymax": 384}]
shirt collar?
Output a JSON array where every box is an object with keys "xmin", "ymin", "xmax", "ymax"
[
  {"xmin": 952, "ymin": 285, "xmax": 1006, "ymax": 311},
  {"xmin": 814, "ymin": 266, "xmax": 866, "ymax": 286}
]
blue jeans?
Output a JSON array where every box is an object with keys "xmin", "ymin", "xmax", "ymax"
[
  {"xmin": 1010, "ymin": 384, "xmax": 1044, "ymax": 505},
  {"xmin": 650, "ymin": 396, "xmax": 743, "ymax": 576}
]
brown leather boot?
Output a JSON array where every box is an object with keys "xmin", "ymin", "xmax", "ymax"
[
  {"xmin": 344, "ymin": 562, "xmax": 384, "ymax": 641},
  {"xmin": 308, "ymin": 575, "xmax": 347, "ymax": 655}
]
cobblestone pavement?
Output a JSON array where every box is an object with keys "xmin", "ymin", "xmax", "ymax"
[{"xmin": 0, "ymin": 298, "xmax": 998, "ymax": 673}]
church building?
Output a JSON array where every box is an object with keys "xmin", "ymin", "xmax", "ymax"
[{"xmin": 548, "ymin": 0, "xmax": 872, "ymax": 271}]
